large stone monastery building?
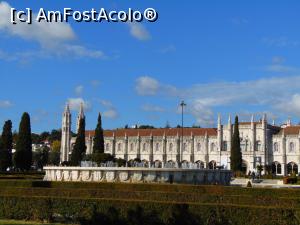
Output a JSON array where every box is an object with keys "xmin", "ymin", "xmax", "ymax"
[{"xmin": 60, "ymin": 103, "xmax": 300, "ymax": 175}]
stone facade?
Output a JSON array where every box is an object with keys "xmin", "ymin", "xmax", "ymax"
[
  {"xmin": 60, "ymin": 104, "xmax": 300, "ymax": 176},
  {"xmin": 43, "ymin": 166, "xmax": 232, "ymax": 185}
]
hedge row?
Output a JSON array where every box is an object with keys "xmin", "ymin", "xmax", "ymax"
[
  {"xmin": 0, "ymin": 195, "xmax": 299, "ymax": 225},
  {"xmin": 0, "ymin": 180, "xmax": 300, "ymax": 198},
  {"xmin": 0, "ymin": 187, "xmax": 299, "ymax": 208}
]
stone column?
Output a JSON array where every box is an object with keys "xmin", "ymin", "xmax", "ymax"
[
  {"xmin": 150, "ymin": 133, "xmax": 154, "ymax": 163},
  {"xmin": 251, "ymin": 115, "xmax": 256, "ymax": 171},
  {"xmin": 205, "ymin": 132, "xmax": 209, "ymax": 168},
  {"xmin": 190, "ymin": 132, "xmax": 194, "ymax": 162},
  {"xmin": 137, "ymin": 133, "xmax": 141, "ymax": 159},
  {"xmin": 176, "ymin": 132, "xmax": 180, "ymax": 163},
  {"xmin": 163, "ymin": 133, "xmax": 167, "ymax": 164},
  {"xmin": 227, "ymin": 114, "xmax": 232, "ymax": 153},
  {"xmin": 217, "ymin": 114, "xmax": 222, "ymax": 166},
  {"xmin": 262, "ymin": 114, "xmax": 267, "ymax": 167},
  {"xmin": 282, "ymin": 130, "xmax": 287, "ymax": 176},
  {"xmin": 124, "ymin": 133, "xmax": 128, "ymax": 161}
]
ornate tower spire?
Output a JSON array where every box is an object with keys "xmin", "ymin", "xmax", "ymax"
[
  {"xmin": 287, "ymin": 117, "xmax": 292, "ymax": 127},
  {"xmin": 60, "ymin": 102, "xmax": 72, "ymax": 163},
  {"xmin": 217, "ymin": 113, "xmax": 222, "ymax": 152},
  {"xmin": 76, "ymin": 102, "xmax": 85, "ymax": 133},
  {"xmin": 228, "ymin": 114, "xmax": 231, "ymax": 128}
]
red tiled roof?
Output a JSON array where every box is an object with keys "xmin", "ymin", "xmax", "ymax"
[
  {"xmin": 239, "ymin": 122, "xmax": 261, "ymax": 125},
  {"xmin": 279, "ymin": 126, "xmax": 300, "ymax": 135},
  {"xmin": 85, "ymin": 128, "xmax": 217, "ymax": 138}
]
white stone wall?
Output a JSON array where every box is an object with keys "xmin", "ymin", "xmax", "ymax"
[{"xmin": 44, "ymin": 166, "xmax": 232, "ymax": 185}]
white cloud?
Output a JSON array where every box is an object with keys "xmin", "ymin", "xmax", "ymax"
[
  {"xmin": 135, "ymin": 75, "xmax": 300, "ymax": 126},
  {"xmin": 159, "ymin": 45, "xmax": 176, "ymax": 54},
  {"xmin": 141, "ymin": 104, "xmax": 165, "ymax": 112},
  {"xmin": 103, "ymin": 109, "xmax": 118, "ymax": 119},
  {"xmin": 135, "ymin": 76, "xmax": 160, "ymax": 95},
  {"xmin": 264, "ymin": 64, "xmax": 298, "ymax": 73},
  {"xmin": 0, "ymin": 100, "xmax": 13, "ymax": 108},
  {"xmin": 99, "ymin": 100, "xmax": 114, "ymax": 108},
  {"xmin": 127, "ymin": 22, "xmax": 150, "ymax": 41},
  {"xmin": 272, "ymin": 56, "xmax": 285, "ymax": 64},
  {"xmin": 0, "ymin": 2, "xmax": 105, "ymax": 60},
  {"xmin": 262, "ymin": 37, "xmax": 299, "ymax": 47},
  {"xmin": 67, "ymin": 98, "xmax": 91, "ymax": 111},
  {"xmin": 0, "ymin": 2, "xmax": 74, "ymax": 46},
  {"xmin": 75, "ymin": 85, "xmax": 84, "ymax": 95},
  {"xmin": 275, "ymin": 94, "xmax": 300, "ymax": 116},
  {"xmin": 99, "ymin": 99, "xmax": 118, "ymax": 119},
  {"xmin": 90, "ymin": 80, "xmax": 100, "ymax": 87}
]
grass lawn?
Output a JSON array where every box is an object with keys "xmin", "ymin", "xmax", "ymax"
[{"xmin": 0, "ymin": 220, "xmax": 73, "ymax": 225}]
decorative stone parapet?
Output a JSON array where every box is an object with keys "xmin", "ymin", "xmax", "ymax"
[{"xmin": 44, "ymin": 166, "xmax": 232, "ymax": 185}]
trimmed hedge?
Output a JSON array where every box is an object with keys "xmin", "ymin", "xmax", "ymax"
[
  {"xmin": 0, "ymin": 180, "xmax": 300, "ymax": 198},
  {"xmin": 0, "ymin": 187, "xmax": 299, "ymax": 208},
  {"xmin": 0, "ymin": 195, "xmax": 299, "ymax": 225},
  {"xmin": 0, "ymin": 180, "xmax": 299, "ymax": 224}
]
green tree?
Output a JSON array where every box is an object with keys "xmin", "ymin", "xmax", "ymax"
[
  {"xmin": 0, "ymin": 120, "xmax": 13, "ymax": 170},
  {"xmin": 70, "ymin": 117, "xmax": 86, "ymax": 166},
  {"xmin": 48, "ymin": 129, "xmax": 61, "ymax": 142},
  {"xmin": 51, "ymin": 140, "xmax": 61, "ymax": 152},
  {"xmin": 40, "ymin": 131, "xmax": 50, "ymax": 142},
  {"xmin": 33, "ymin": 146, "xmax": 49, "ymax": 169},
  {"xmin": 14, "ymin": 113, "xmax": 33, "ymax": 170},
  {"xmin": 93, "ymin": 113, "xmax": 104, "ymax": 154},
  {"xmin": 230, "ymin": 115, "xmax": 242, "ymax": 172},
  {"xmin": 48, "ymin": 151, "xmax": 60, "ymax": 166}
]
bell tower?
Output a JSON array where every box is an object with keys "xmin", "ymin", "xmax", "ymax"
[{"xmin": 60, "ymin": 103, "xmax": 72, "ymax": 163}]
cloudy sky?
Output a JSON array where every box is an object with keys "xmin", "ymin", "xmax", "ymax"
[{"xmin": 1, "ymin": 0, "xmax": 300, "ymax": 132}]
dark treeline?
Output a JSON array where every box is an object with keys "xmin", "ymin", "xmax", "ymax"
[
  {"xmin": 77, "ymin": 204, "xmax": 228, "ymax": 225},
  {"xmin": 0, "ymin": 112, "xmax": 62, "ymax": 171}
]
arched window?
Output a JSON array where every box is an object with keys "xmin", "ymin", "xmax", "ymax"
[
  {"xmin": 208, "ymin": 160, "xmax": 216, "ymax": 169},
  {"xmin": 105, "ymin": 143, "xmax": 110, "ymax": 151},
  {"xmin": 155, "ymin": 143, "xmax": 159, "ymax": 152},
  {"xmin": 210, "ymin": 143, "xmax": 215, "ymax": 152},
  {"xmin": 183, "ymin": 143, "xmax": 187, "ymax": 152},
  {"xmin": 130, "ymin": 143, "xmax": 134, "ymax": 152},
  {"xmin": 222, "ymin": 141, "xmax": 227, "ymax": 151},
  {"xmin": 255, "ymin": 141, "xmax": 261, "ymax": 151},
  {"xmin": 195, "ymin": 160, "xmax": 204, "ymax": 169},
  {"xmin": 287, "ymin": 162, "xmax": 298, "ymax": 174},
  {"xmin": 272, "ymin": 161, "xmax": 281, "ymax": 175},
  {"xmin": 142, "ymin": 143, "xmax": 146, "ymax": 152},
  {"xmin": 197, "ymin": 143, "xmax": 201, "ymax": 152},
  {"xmin": 289, "ymin": 142, "xmax": 295, "ymax": 152},
  {"xmin": 118, "ymin": 143, "xmax": 122, "ymax": 152},
  {"xmin": 273, "ymin": 142, "xmax": 279, "ymax": 152},
  {"xmin": 169, "ymin": 143, "xmax": 173, "ymax": 152}
]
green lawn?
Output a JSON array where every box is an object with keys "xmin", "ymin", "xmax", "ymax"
[{"xmin": 0, "ymin": 220, "xmax": 71, "ymax": 225}]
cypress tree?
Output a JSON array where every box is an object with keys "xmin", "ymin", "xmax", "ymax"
[
  {"xmin": 230, "ymin": 115, "xmax": 242, "ymax": 172},
  {"xmin": 71, "ymin": 117, "xmax": 86, "ymax": 166},
  {"xmin": 93, "ymin": 113, "xmax": 104, "ymax": 154},
  {"xmin": 14, "ymin": 113, "xmax": 32, "ymax": 171},
  {"xmin": 0, "ymin": 120, "xmax": 13, "ymax": 171}
]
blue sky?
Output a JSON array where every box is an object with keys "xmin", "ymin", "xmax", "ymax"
[{"xmin": 1, "ymin": 1, "xmax": 300, "ymax": 133}]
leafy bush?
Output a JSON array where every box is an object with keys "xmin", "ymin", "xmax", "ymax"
[{"xmin": 283, "ymin": 176, "xmax": 298, "ymax": 184}]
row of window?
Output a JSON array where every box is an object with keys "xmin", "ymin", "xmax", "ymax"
[
  {"xmin": 273, "ymin": 142, "xmax": 297, "ymax": 153},
  {"xmin": 106, "ymin": 141, "xmax": 265, "ymax": 152},
  {"xmin": 106, "ymin": 142, "xmax": 219, "ymax": 152}
]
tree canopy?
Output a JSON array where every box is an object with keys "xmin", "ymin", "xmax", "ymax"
[
  {"xmin": 0, "ymin": 120, "xmax": 13, "ymax": 171},
  {"xmin": 230, "ymin": 116, "xmax": 242, "ymax": 172},
  {"xmin": 70, "ymin": 117, "xmax": 86, "ymax": 166},
  {"xmin": 93, "ymin": 113, "xmax": 104, "ymax": 154},
  {"xmin": 14, "ymin": 113, "xmax": 32, "ymax": 171}
]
